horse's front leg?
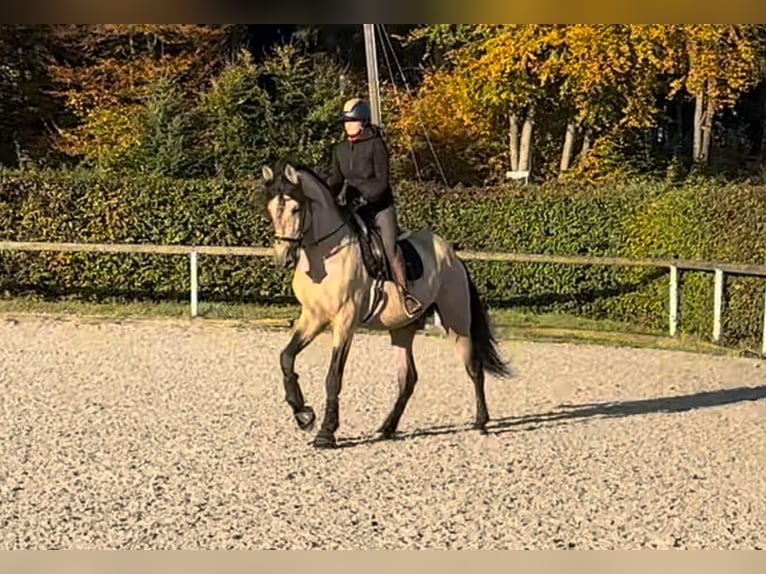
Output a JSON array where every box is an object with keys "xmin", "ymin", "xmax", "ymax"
[
  {"xmin": 313, "ymin": 307, "xmax": 356, "ymax": 449},
  {"xmin": 280, "ymin": 310, "xmax": 326, "ymax": 430}
]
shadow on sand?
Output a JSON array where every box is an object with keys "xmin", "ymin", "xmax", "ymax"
[{"xmin": 336, "ymin": 384, "xmax": 766, "ymax": 449}]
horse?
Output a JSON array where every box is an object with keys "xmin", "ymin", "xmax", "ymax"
[{"xmin": 260, "ymin": 162, "xmax": 511, "ymax": 449}]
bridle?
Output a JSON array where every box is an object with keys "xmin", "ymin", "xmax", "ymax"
[
  {"xmin": 274, "ymin": 196, "xmax": 311, "ymax": 245},
  {"xmin": 274, "ymin": 195, "xmax": 348, "ymax": 250}
]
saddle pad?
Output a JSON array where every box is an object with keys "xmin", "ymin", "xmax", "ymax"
[{"xmin": 398, "ymin": 238, "xmax": 424, "ymax": 282}]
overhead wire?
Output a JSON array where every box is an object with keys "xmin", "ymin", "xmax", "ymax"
[
  {"xmin": 375, "ymin": 24, "xmax": 423, "ymax": 183},
  {"xmin": 377, "ymin": 24, "xmax": 449, "ymax": 187}
]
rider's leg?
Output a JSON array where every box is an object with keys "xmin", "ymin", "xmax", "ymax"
[
  {"xmin": 376, "ymin": 208, "xmax": 406, "ymax": 285},
  {"xmin": 375, "ymin": 206, "xmax": 423, "ymax": 317}
]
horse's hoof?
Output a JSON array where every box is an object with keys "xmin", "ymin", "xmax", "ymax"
[
  {"xmin": 472, "ymin": 417, "xmax": 489, "ymax": 434},
  {"xmin": 377, "ymin": 426, "xmax": 396, "ymax": 440},
  {"xmin": 312, "ymin": 432, "xmax": 337, "ymax": 449},
  {"xmin": 295, "ymin": 407, "xmax": 316, "ymax": 430}
]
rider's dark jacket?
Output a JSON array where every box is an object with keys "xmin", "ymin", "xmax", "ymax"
[{"xmin": 326, "ymin": 125, "xmax": 394, "ymax": 215}]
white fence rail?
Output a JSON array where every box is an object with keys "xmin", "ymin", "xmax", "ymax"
[{"xmin": 1, "ymin": 240, "xmax": 765, "ymax": 354}]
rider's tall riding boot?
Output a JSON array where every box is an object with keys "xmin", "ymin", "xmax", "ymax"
[{"xmin": 390, "ymin": 247, "xmax": 423, "ymax": 318}]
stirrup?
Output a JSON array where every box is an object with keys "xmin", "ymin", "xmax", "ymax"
[{"xmin": 402, "ymin": 291, "xmax": 423, "ymax": 318}]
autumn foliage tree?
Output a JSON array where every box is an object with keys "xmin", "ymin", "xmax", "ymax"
[
  {"xmin": 385, "ymin": 67, "xmax": 498, "ymax": 184},
  {"xmin": 37, "ymin": 26, "xmax": 353, "ymax": 177},
  {"xmin": 393, "ymin": 24, "xmax": 766, "ymax": 182},
  {"xmin": 549, "ymin": 26, "xmax": 672, "ymax": 173},
  {"xmin": 47, "ymin": 25, "xmax": 233, "ymax": 171},
  {"xmin": 391, "ymin": 25, "xmax": 562, "ymax": 183},
  {"xmin": 668, "ymin": 25, "xmax": 764, "ymax": 166},
  {"xmin": 2, "ymin": 24, "xmax": 765, "ymax": 183}
]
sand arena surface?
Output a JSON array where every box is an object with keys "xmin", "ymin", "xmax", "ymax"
[{"xmin": 1, "ymin": 315, "xmax": 765, "ymax": 549}]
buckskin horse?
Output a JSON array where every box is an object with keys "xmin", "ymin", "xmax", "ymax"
[{"xmin": 261, "ymin": 163, "xmax": 511, "ymax": 449}]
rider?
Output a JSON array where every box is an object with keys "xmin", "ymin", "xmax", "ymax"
[{"xmin": 326, "ymin": 97, "xmax": 423, "ymax": 318}]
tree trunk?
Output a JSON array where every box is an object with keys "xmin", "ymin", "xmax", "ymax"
[
  {"xmin": 674, "ymin": 98, "xmax": 683, "ymax": 157},
  {"xmin": 699, "ymin": 96, "xmax": 714, "ymax": 165},
  {"xmin": 580, "ymin": 129, "xmax": 591, "ymax": 158},
  {"xmin": 508, "ymin": 111, "xmax": 519, "ymax": 171},
  {"xmin": 761, "ymin": 84, "xmax": 766, "ymax": 163},
  {"xmin": 693, "ymin": 85, "xmax": 705, "ymax": 163},
  {"xmin": 518, "ymin": 107, "xmax": 535, "ymax": 172},
  {"xmin": 559, "ymin": 120, "xmax": 576, "ymax": 173}
]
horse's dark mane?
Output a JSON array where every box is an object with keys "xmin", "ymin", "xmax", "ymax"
[
  {"xmin": 269, "ymin": 158, "xmax": 326, "ymax": 184},
  {"xmin": 291, "ymin": 162, "xmax": 331, "ymax": 191},
  {"xmin": 286, "ymin": 161, "xmax": 361, "ymax": 227},
  {"xmin": 264, "ymin": 160, "xmax": 331, "ymax": 197}
]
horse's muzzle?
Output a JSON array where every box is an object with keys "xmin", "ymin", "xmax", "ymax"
[
  {"xmin": 282, "ymin": 254, "xmax": 297, "ymax": 269},
  {"xmin": 275, "ymin": 242, "xmax": 299, "ymax": 269}
]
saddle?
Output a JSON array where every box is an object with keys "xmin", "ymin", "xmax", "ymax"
[{"xmin": 346, "ymin": 211, "xmax": 424, "ymax": 324}]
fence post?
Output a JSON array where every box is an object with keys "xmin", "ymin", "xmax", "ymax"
[
  {"xmin": 713, "ymin": 268, "xmax": 724, "ymax": 344},
  {"xmin": 762, "ymin": 285, "xmax": 766, "ymax": 356},
  {"xmin": 669, "ymin": 265, "xmax": 679, "ymax": 337},
  {"xmin": 190, "ymin": 249, "xmax": 198, "ymax": 318}
]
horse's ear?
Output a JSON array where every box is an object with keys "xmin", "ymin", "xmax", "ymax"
[
  {"xmin": 284, "ymin": 164, "xmax": 299, "ymax": 185},
  {"xmin": 261, "ymin": 165, "xmax": 274, "ymax": 183}
]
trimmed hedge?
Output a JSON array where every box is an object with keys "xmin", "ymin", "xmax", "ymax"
[
  {"xmin": 0, "ymin": 170, "xmax": 294, "ymax": 304},
  {"xmin": 1, "ymin": 169, "xmax": 765, "ymax": 349}
]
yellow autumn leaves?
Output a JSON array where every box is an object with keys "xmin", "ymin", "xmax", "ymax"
[{"xmin": 388, "ymin": 25, "xmax": 765, "ymax": 181}]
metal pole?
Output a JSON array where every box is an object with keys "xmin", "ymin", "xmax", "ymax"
[
  {"xmin": 363, "ymin": 24, "xmax": 382, "ymax": 126},
  {"xmin": 190, "ymin": 249, "xmax": 198, "ymax": 318}
]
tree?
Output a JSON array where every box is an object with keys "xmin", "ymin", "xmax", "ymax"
[
  {"xmin": 400, "ymin": 24, "xmax": 766, "ymax": 181},
  {"xmin": 0, "ymin": 25, "xmax": 65, "ymax": 167},
  {"xmin": 198, "ymin": 43, "xmax": 359, "ymax": 178},
  {"xmin": 385, "ymin": 67, "xmax": 498, "ymax": 184},
  {"xmin": 552, "ymin": 26, "xmax": 648, "ymax": 173},
  {"xmin": 666, "ymin": 25, "xmax": 765, "ymax": 167},
  {"xmin": 47, "ymin": 25, "xmax": 232, "ymax": 169},
  {"xmin": 456, "ymin": 25, "xmax": 567, "ymax": 175}
]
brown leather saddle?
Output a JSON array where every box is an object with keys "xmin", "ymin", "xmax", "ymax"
[{"xmin": 347, "ymin": 211, "xmax": 424, "ymax": 323}]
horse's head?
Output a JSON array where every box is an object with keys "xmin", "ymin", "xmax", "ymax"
[
  {"xmin": 262, "ymin": 164, "xmax": 306, "ymax": 269},
  {"xmin": 262, "ymin": 163, "xmax": 343, "ymax": 270}
]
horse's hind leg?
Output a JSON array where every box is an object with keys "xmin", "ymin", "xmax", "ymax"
[
  {"xmin": 434, "ymin": 262, "xmax": 490, "ymax": 432},
  {"xmin": 378, "ymin": 323, "xmax": 419, "ymax": 439},
  {"xmin": 280, "ymin": 309, "xmax": 327, "ymax": 431},
  {"xmin": 456, "ymin": 334, "xmax": 489, "ymax": 432}
]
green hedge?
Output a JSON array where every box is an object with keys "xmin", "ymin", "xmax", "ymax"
[
  {"xmin": 0, "ymin": 170, "xmax": 294, "ymax": 304},
  {"xmin": 1, "ymin": 169, "xmax": 764, "ymax": 349}
]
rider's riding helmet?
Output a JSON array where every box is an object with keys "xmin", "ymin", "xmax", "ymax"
[{"xmin": 340, "ymin": 98, "xmax": 372, "ymax": 124}]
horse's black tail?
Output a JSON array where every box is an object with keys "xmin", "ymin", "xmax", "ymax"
[{"xmin": 461, "ymin": 261, "xmax": 512, "ymax": 379}]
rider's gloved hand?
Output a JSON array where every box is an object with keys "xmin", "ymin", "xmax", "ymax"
[
  {"xmin": 336, "ymin": 181, "xmax": 349, "ymax": 206},
  {"xmin": 351, "ymin": 195, "xmax": 368, "ymax": 210}
]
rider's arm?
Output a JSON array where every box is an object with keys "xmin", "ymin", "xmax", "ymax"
[{"xmin": 326, "ymin": 147, "xmax": 344, "ymax": 196}]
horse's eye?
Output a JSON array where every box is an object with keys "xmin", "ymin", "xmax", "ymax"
[{"xmin": 291, "ymin": 206, "xmax": 300, "ymax": 214}]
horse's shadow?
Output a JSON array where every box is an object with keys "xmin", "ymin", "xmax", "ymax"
[{"xmin": 336, "ymin": 384, "xmax": 766, "ymax": 448}]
